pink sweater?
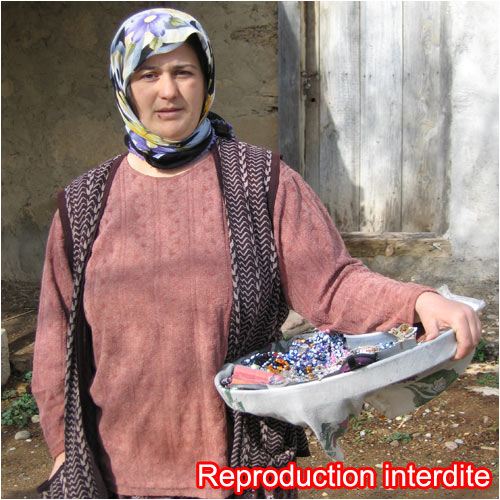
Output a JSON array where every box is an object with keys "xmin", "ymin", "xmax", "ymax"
[{"xmin": 33, "ymin": 154, "xmax": 432, "ymax": 497}]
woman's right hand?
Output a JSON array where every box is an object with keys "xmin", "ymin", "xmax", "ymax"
[{"xmin": 50, "ymin": 452, "xmax": 65, "ymax": 479}]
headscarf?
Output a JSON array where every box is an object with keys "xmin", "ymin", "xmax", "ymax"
[{"xmin": 110, "ymin": 8, "xmax": 232, "ymax": 169}]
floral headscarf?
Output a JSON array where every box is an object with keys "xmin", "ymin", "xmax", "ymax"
[{"xmin": 110, "ymin": 8, "xmax": 228, "ymax": 169}]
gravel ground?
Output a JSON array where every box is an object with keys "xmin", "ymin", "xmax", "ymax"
[{"xmin": 2, "ymin": 279, "xmax": 498, "ymax": 499}]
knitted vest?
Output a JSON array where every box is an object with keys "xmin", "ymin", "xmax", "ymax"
[{"xmin": 40, "ymin": 137, "xmax": 308, "ymax": 499}]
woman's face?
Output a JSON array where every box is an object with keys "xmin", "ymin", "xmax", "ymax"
[{"xmin": 129, "ymin": 43, "xmax": 205, "ymax": 142}]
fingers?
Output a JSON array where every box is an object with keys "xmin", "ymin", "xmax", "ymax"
[
  {"xmin": 420, "ymin": 318, "xmax": 440, "ymax": 343},
  {"xmin": 451, "ymin": 305, "xmax": 481, "ymax": 360},
  {"xmin": 415, "ymin": 292, "xmax": 482, "ymax": 361}
]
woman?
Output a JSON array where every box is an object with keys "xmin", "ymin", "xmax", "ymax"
[{"xmin": 33, "ymin": 7, "xmax": 481, "ymax": 499}]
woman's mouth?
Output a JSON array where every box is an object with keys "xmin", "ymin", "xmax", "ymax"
[{"xmin": 156, "ymin": 108, "xmax": 182, "ymax": 119}]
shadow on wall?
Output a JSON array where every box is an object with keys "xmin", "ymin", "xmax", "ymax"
[
  {"xmin": 278, "ymin": 2, "xmax": 363, "ymax": 234},
  {"xmin": 1, "ymin": 1, "xmax": 280, "ymax": 283},
  {"xmin": 1, "ymin": 1, "xmax": 140, "ymax": 282},
  {"xmin": 315, "ymin": 107, "xmax": 364, "ymax": 234}
]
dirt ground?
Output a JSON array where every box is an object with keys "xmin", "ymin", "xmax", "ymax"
[{"xmin": 1, "ymin": 280, "xmax": 499, "ymax": 499}]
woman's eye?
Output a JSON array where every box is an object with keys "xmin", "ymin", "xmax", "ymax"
[{"xmin": 142, "ymin": 72, "xmax": 157, "ymax": 80}]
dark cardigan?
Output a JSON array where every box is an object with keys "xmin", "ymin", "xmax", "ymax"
[{"xmin": 39, "ymin": 136, "xmax": 308, "ymax": 499}]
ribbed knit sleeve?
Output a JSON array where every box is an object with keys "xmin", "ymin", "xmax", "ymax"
[
  {"xmin": 32, "ymin": 211, "xmax": 72, "ymax": 459},
  {"xmin": 273, "ymin": 161, "xmax": 436, "ymax": 334}
]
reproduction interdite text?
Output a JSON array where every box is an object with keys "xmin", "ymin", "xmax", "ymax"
[{"xmin": 197, "ymin": 461, "xmax": 492, "ymax": 494}]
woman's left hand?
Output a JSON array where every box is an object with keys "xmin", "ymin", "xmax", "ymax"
[{"xmin": 414, "ymin": 292, "xmax": 482, "ymax": 360}]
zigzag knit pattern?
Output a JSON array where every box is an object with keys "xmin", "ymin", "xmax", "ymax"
[
  {"xmin": 216, "ymin": 138, "xmax": 307, "ymax": 499},
  {"xmin": 39, "ymin": 158, "xmax": 118, "ymax": 498}
]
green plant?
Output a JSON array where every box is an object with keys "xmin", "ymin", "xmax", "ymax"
[
  {"xmin": 351, "ymin": 416, "xmax": 362, "ymax": 431},
  {"xmin": 1, "ymin": 371, "xmax": 39, "ymax": 429},
  {"xmin": 2, "ymin": 389, "xmax": 17, "ymax": 400},
  {"xmin": 477, "ymin": 373, "xmax": 499, "ymax": 388},
  {"xmin": 353, "ymin": 429, "xmax": 372, "ymax": 443},
  {"xmin": 380, "ymin": 432, "xmax": 412, "ymax": 445},
  {"xmin": 1, "ymin": 392, "xmax": 39, "ymax": 428},
  {"xmin": 350, "ymin": 413, "xmax": 372, "ymax": 431},
  {"xmin": 472, "ymin": 339, "xmax": 487, "ymax": 362}
]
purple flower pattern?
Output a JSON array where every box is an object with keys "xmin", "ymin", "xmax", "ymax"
[
  {"xmin": 124, "ymin": 12, "xmax": 168, "ymax": 43},
  {"xmin": 109, "ymin": 8, "xmax": 216, "ymax": 162}
]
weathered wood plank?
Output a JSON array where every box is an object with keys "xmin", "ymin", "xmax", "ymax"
[
  {"xmin": 341, "ymin": 232, "xmax": 451, "ymax": 258},
  {"xmin": 278, "ymin": 2, "xmax": 302, "ymax": 171},
  {"xmin": 303, "ymin": 1, "xmax": 320, "ymax": 192},
  {"xmin": 302, "ymin": 1, "xmax": 451, "ymax": 236},
  {"xmin": 359, "ymin": 2, "xmax": 403, "ymax": 232},
  {"xmin": 318, "ymin": 1, "xmax": 360, "ymax": 231},
  {"xmin": 402, "ymin": 2, "xmax": 447, "ymax": 232}
]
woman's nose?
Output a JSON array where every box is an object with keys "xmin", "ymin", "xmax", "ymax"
[{"xmin": 157, "ymin": 75, "xmax": 178, "ymax": 99}]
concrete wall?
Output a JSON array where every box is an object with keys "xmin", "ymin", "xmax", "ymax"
[
  {"xmin": 2, "ymin": 1, "xmax": 278, "ymax": 281},
  {"xmin": 446, "ymin": 2, "xmax": 498, "ymax": 262},
  {"xmin": 362, "ymin": 2, "xmax": 499, "ymax": 288}
]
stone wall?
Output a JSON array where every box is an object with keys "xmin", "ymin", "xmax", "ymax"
[{"xmin": 2, "ymin": 1, "xmax": 278, "ymax": 281}]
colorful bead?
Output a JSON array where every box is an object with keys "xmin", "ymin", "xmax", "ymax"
[{"xmin": 236, "ymin": 325, "xmax": 417, "ymax": 386}]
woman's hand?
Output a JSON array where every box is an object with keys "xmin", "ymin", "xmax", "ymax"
[
  {"xmin": 49, "ymin": 452, "xmax": 65, "ymax": 479},
  {"xmin": 414, "ymin": 292, "xmax": 482, "ymax": 360}
]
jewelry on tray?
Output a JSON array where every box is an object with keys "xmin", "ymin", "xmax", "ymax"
[{"xmin": 223, "ymin": 325, "xmax": 418, "ymax": 388}]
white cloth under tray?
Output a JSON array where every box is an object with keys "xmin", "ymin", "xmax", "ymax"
[{"xmin": 214, "ymin": 288, "xmax": 485, "ymax": 459}]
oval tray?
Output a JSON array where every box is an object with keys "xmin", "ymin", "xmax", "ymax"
[{"xmin": 215, "ymin": 327, "xmax": 467, "ymax": 425}]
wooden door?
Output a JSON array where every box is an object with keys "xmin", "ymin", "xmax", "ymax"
[{"xmin": 300, "ymin": 1, "xmax": 450, "ymax": 234}]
